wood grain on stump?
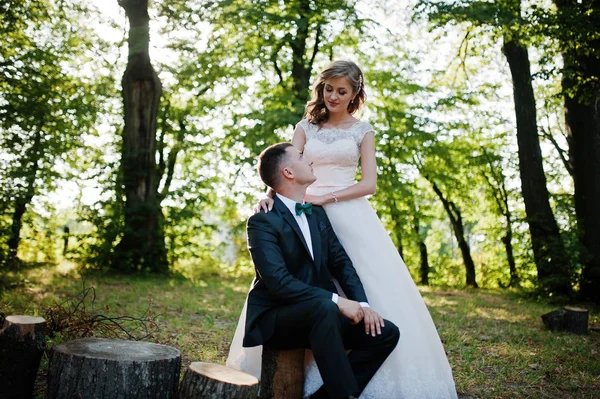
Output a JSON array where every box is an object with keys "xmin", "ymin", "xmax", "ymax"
[
  {"xmin": 179, "ymin": 362, "xmax": 259, "ymax": 399},
  {"xmin": 542, "ymin": 306, "xmax": 589, "ymax": 335},
  {"xmin": 0, "ymin": 315, "xmax": 47, "ymax": 399},
  {"xmin": 260, "ymin": 347, "xmax": 304, "ymax": 399},
  {"xmin": 48, "ymin": 338, "xmax": 181, "ymax": 399}
]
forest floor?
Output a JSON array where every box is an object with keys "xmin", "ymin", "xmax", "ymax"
[{"xmin": 1, "ymin": 261, "xmax": 599, "ymax": 399}]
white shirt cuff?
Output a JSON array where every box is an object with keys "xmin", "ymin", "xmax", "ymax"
[{"xmin": 332, "ymin": 294, "xmax": 368, "ymax": 308}]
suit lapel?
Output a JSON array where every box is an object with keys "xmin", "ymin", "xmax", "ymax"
[
  {"xmin": 306, "ymin": 211, "xmax": 322, "ymax": 271},
  {"xmin": 274, "ymin": 196, "xmax": 313, "ymax": 260}
]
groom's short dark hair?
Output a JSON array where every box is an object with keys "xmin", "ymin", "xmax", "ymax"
[{"xmin": 258, "ymin": 142, "xmax": 294, "ymax": 189}]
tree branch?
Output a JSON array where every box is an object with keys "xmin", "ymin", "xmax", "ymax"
[
  {"xmin": 308, "ymin": 23, "xmax": 322, "ymax": 75},
  {"xmin": 45, "ymin": 281, "xmax": 159, "ymax": 341},
  {"xmin": 196, "ymin": 84, "xmax": 211, "ymax": 98},
  {"xmin": 160, "ymin": 118, "xmax": 186, "ymax": 200},
  {"xmin": 479, "ymin": 148, "xmax": 508, "ymax": 215},
  {"xmin": 157, "ymin": 99, "xmax": 170, "ymax": 181},
  {"xmin": 480, "ymin": 167, "xmax": 506, "ymax": 214},
  {"xmin": 539, "ymin": 125, "xmax": 573, "ymax": 176},
  {"xmin": 451, "ymin": 29, "xmax": 471, "ymax": 87},
  {"xmin": 271, "ymin": 38, "xmax": 286, "ymax": 86}
]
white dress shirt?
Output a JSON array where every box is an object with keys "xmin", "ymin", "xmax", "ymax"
[
  {"xmin": 278, "ymin": 194, "xmax": 314, "ymax": 259},
  {"xmin": 277, "ymin": 194, "xmax": 369, "ymax": 308}
]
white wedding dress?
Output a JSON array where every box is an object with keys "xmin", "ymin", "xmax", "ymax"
[{"xmin": 227, "ymin": 120, "xmax": 458, "ymax": 398}]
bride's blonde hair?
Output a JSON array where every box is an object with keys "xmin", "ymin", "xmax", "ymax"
[{"xmin": 304, "ymin": 60, "xmax": 366, "ymax": 126}]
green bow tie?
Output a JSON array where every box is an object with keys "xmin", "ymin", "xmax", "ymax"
[{"xmin": 295, "ymin": 202, "xmax": 313, "ymax": 216}]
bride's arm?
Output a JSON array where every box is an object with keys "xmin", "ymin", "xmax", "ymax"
[
  {"xmin": 307, "ymin": 132, "xmax": 377, "ymax": 205},
  {"xmin": 255, "ymin": 125, "xmax": 307, "ymax": 212},
  {"xmin": 291, "ymin": 124, "xmax": 306, "ymax": 150}
]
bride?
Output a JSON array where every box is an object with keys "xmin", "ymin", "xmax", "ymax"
[{"xmin": 227, "ymin": 60, "xmax": 457, "ymax": 398}]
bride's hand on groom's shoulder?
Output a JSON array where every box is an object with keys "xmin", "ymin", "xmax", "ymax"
[
  {"xmin": 254, "ymin": 197, "xmax": 274, "ymax": 214},
  {"xmin": 337, "ymin": 297, "xmax": 364, "ymax": 325},
  {"xmin": 362, "ymin": 308, "xmax": 385, "ymax": 337}
]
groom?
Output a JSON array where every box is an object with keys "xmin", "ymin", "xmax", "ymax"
[{"xmin": 243, "ymin": 142, "xmax": 400, "ymax": 399}]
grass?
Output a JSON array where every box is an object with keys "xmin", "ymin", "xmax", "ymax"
[
  {"xmin": 1, "ymin": 262, "xmax": 599, "ymax": 399},
  {"xmin": 421, "ymin": 287, "xmax": 600, "ymax": 398}
]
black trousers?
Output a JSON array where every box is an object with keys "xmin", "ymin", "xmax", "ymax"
[{"xmin": 264, "ymin": 297, "xmax": 400, "ymax": 399}]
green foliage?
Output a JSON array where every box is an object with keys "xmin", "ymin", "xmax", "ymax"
[
  {"xmin": 0, "ymin": 0, "xmax": 587, "ymax": 292},
  {"xmin": 0, "ymin": 0, "xmax": 110, "ymax": 266},
  {"xmin": 366, "ymin": 48, "xmax": 521, "ymax": 287},
  {"xmin": 75, "ymin": 192, "xmax": 125, "ymax": 271},
  {"xmin": 538, "ymin": 1, "xmax": 600, "ymax": 104},
  {"xmin": 411, "ymin": 0, "xmax": 585, "ymax": 294},
  {"xmin": 106, "ymin": 0, "xmax": 375, "ymax": 273},
  {"xmin": 414, "ymin": 0, "xmax": 599, "ymax": 102},
  {"xmin": 159, "ymin": 0, "xmax": 369, "ymax": 155}
]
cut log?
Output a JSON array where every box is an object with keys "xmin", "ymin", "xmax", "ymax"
[
  {"xmin": 48, "ymin": 338, "xmax": 181, "ymax": 399},
  {"xmin": 0, "ymin": 315, "xmax": 47, "ymax": 399},
  {"xmin": 563, "ymin": 306, "xmax": 589, "ymax": 335},
  {"xmin": 541, "ymin": 306, "xmax": 588, "ymax": 335},
  {"xmin": 542, "ymin": 308, "xmax": 567, "ymax": 331},
  {"xmin": 179, "ymin": 362, "xmax": 259, "ymax": 399},
  {"xmin": 260, "ymin": 347, "xmax": 304, "ymax": 399}
]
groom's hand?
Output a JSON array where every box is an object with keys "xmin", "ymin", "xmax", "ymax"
[
  {"xmin": 363, "ymin": 308, "xmax": 385, "ymax": 337},
  {"xmin": 337, "ymin": 297, "xmax": 364, "ymax": 324}
]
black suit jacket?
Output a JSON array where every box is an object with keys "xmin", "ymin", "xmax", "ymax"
[{"xmin": 243, "ymin": 194, "xmax": 368, "ymax": 347}]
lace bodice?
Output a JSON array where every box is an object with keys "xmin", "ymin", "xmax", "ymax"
[{"xmin": 297, "ymin": 119, "xmax": 375, "ymax": 188}]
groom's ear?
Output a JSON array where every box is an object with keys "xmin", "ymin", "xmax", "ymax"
[{"xmin": 282, "ymin": 167, "xmax": 293, "ymax": 180}]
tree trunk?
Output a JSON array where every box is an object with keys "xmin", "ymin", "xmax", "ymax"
[
  {"xmin": 555, "ymin": 0, "xmax": 600, "ymax": 302},
  {"xmin": 396, "ymin": 236, "xmax": 404, "ymax": 259},
  {"xmin": 481, "ymin": 150, "xmax": 520, "ymax": 287},
  {"xmin": 48, "ymin": 338, "xmax": 181, "ymax": 398},
  {"xmin": 502, "ymin": 34, "xmax": 572, "ymax": 295},
  {"xmin": 7, "ymin": 194, "xmax": 31, "ymax": 266},
  {"xmin": 502, "ymin": 217, "xmax": 519, "ymax": 288},
  {"xmin": 260, "ymin": 347, "xmax": 304, "ymax": 399},
  {"xmin": 179, "ymin": 362, "xmax": 259, "ymax": 399},
  {"xmin": 388, "ymin": 200, "xmax": 404, "ymax": 258},
  {"xmin": 428, "ymin": 180, "xmax": 478, "ymax": 287},
  {"xmin": 115, "ymin": 0, "xmax": 167, "ymax": 273},
  {"xmin": 0, "ymin": 316, "xmax": 46, "ymax": 399},
  {"xmin": 414, "ymin": 215, "xmax": 429, "ymax": 286},
  {"xmin": 289, "ymin": 0, "xmax": 320, "ymax": 119},
  {"xmin": 6, "ymin": 128, "xmax": 42, "ymax": 267}
]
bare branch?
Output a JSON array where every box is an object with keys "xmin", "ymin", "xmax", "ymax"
[
  {"xmin": 308, "ymin": 24, "xmax": 322, "ymax": 74},
  {"xmin": 45, "ymin": 280, "xmax": 160, "ymax": 342},
  {"xmin": 196, "ymin": 84, "xmax": 211, "ymax": 98},
  {"xmin": 159, "ymin": 125, "xmax": 183, "ymax": 200},
  {"xmin": 539, "ymin": 125, "xmax": 573, "ymax": 176},
  {"xmin": 479, "ymin": 147, "xmax": 508, "ymax": 215},
  {"xmin": 480, "ymin": 166, "xmax": 506, "ymax": 214},
  {"xmin": 270, "ymin": 38, "xmax": 286, "ymax": 86},
  {"xmin": 157, "ymin": 98, "xmax": 171, "ymax": 180},
  {"xmin": 450, "ymin": 29, "xmax": 471, "ymax": 87}
]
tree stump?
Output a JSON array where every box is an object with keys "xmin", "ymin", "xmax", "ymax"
[
  {"xmin": 0, "ymin": 315, "xmax": 47, "ymax": 399},
  {"xmin": 179, "ymin": 362, "xmax": 259, "ymax": 399},
  {"xmin": 260, "ymin": 347, "xmax": 304, "ymax": 399},
  {"xmin": 542, "ymin": 306, "xmax": 589, "ymax": 335},
  {"xmin": 48, "ymin": 338, "xmax": 181, "ymax": 399}
]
